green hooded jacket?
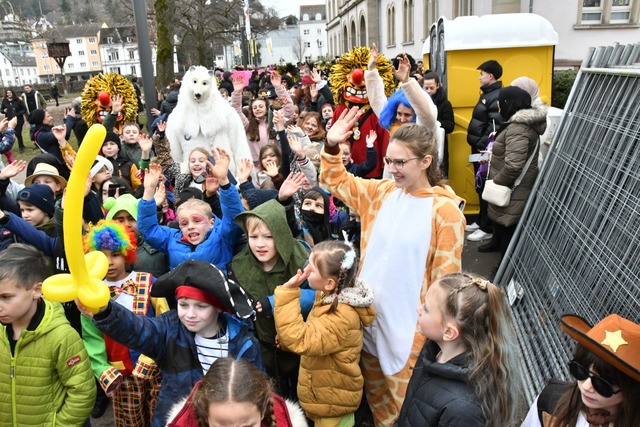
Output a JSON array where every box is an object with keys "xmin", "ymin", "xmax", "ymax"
[{"xmin": 232, "ymin": 200, "xmax": 310, "ymax": 344}]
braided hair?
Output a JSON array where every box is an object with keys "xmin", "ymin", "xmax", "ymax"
[
  {"xmin": 192, "ymin": 358, "xmax": 275, "ymax": 427},
  {"xmin": 312, "ymin": 240, "xmax": 359, "ymax": 313}
]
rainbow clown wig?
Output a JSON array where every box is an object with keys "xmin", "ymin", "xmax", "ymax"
[{"xmin": 83, "ymin": 219, "xmax": 138, "ymax": 265}]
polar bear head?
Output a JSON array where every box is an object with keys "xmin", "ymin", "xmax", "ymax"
[{"xmin": 182, "ymin": 65, "xmax": 217, "ymax": 103}]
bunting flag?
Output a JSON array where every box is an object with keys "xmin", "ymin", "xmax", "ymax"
[{"xmin": 266, "ymin": 38, "xmax": 273, "ymax": 55}]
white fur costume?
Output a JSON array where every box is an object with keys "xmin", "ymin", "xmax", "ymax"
[{"xmin": 166, "ymin": 65, "xmax": 251, "ymax": 175}]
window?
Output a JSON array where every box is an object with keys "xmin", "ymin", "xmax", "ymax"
[
  {"xmin": 78, "ymin": 50, "xmax": 85, "ymax": 56},
  {"xmin": 305, "ymin": 42, "xmax": 311, "ymax": 48},
  {"xmin": 68, "ymin": 63, "xmax": 74, "ymax": 69},
  {"xmin": 304, "ymin": 29, "xmax": 310, "ymax": 35},
  {"xmin": 403, "ymin": 0, "xmax": 414, "ymax": 42},
  {"xmin": 131, "ymin": 66, "xmax": 137, "ymax": 75},
  {"xmin": 315, "ymin": 13, "xmax": 322, "ymax": 20},
  {"xmin": 453, "ymin": 0, "xmax": 473, "ymax": 17},
  {"xmin": 76, "ymin": 38, "xmax": 82, "ymax": 43},
  {"xmin": 41, "ymin": 53, "xmax": 47, "ymax": 59},
  {"xmin": 107, "ymin": 37, "xmax": 113, "ymax": 44},
  {"xmin": 579, "ymin": 0, "xmax": 636, "ymax": 24},
  {"xmin": 44, "ymin": 65, "xmax": 50, "ymax": 71},
  {"xmin": 303, "ymin": 13, "xmax": 310, "ymax": 20},
  {"xmin": 80, "ymin": 62, "xmax": 87, "ymax": 68},
  {"xmin": 387, "ymin": 6, "xmax": 396, "ymax": 45},
  {"xmin": 126, "ymin": 37, "xmax": 132, "ymax": 43},
  {"xmin": 317, "ymin": 28, "xmax": 322, "ymax": 35},
  {"xmin": 92, "ymin": 61, "xmax": 98, "ymax": 67},
  {"xmin": 424, "ymin": 0, "xmax": 437, "ymax": 39},
  {"xmin": 90, "ymin": 49, "xmax": 97, "ymax": 55},
  {"xmin": 108, "ymin": 51, "xmax": 120, "ymax": 61},
  {"xmin": 89, "ymin": 37, "xmax": 96, "ymax": 43},
  {"xmin": 129, "ymin": 49, "xmax": 136, "ymax": 59}
]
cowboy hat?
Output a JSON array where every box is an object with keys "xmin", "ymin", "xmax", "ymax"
[{"xmin": 561, "ymin": 314, "xmax": 640, "ymax": 382}]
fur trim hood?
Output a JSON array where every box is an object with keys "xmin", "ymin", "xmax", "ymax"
[
  {"xmin": 506, "ymin": 100, "xmax": 548, "ymax": 136},
  {"xmin": 321, "ymin": 278, "xmax": 374, "ymax": 308}
]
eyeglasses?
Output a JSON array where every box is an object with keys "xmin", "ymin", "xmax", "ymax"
[
  {"xmin": 568, "ymin": 361, "xmax": 621, "ymax": 398},
  {"xmin": 383, "ymin": 157, "xmax": 421, "ymax": 170}
]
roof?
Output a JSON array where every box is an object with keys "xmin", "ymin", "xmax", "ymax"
[
  {"xmin": 99, "ymin": 27, "xmax": 137, "ymax": 44},
  {"xmin": 300, "ymin": 4, "xmax": 326, "ymax": 20},
  {"xmin": 5, "ymin": 54, "xmax": 36, "ymax": 66},
  {"xmin": 40, "ymin": 24, "xmax": 102, "ymax": 41},
  {"xmin": 422, "ymin": 13, "xmax": 558, "ymax": 54}
]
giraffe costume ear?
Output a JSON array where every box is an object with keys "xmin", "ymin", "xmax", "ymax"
[{"xmin": 560, "ymin": 314, "xmax": 640, "ymax": 382}]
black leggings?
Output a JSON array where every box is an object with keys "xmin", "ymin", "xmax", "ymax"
[{"xmin": 14, "ymin": 121, "xmax": 25, "ymax": 149}]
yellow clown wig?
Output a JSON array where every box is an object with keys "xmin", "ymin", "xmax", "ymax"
[{"xmin": 81, "ymin": 73, "xmax": 139, "ymax": 128}]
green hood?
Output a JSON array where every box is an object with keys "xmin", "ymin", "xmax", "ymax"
[
  {"xmin": 235, "ymin": 199, "xmax": 299, "ymax": 265},
  {"xmin": 232, "ymin": 200, "xmax": 309, "ymax": 348}
]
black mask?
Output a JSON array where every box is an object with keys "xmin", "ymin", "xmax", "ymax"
[{"xmin": 301, "ymin": 209, "xmax": 324, "ymax": 226}]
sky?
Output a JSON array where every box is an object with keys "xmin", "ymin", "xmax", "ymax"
[{"xmin": 261, "ymin": 0, "xmax": 324, "ymax": 18}]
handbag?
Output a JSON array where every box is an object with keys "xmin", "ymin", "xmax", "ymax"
[{"xmin": 482, "ymin": 141, "xmax": 539, "ymax": 207}]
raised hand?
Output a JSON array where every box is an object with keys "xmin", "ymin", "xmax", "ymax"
[
  {"xmin": 237, "ymin": 158, "xmax": 253, "ymax": 183},
  {"xmin": 52, "ymin": 124, "xmax": 67, "ymax": 145},
  {"xmin": 365, "ymin": 130, "xmax": 377, "ymax": 148},
  {"xmin": 232, "ymin": 75, "xmax": 245, "ymax": 92},
  {"xmin": 151, "ymin": 107, "xmax": 161, "ymax": 117},
  {"xmin": 138, "ymin": 132, "xmax": 153, "ymax": 155},
  {"xmin": 111, "ymin": 94, "xmax": 124, "ymax": 115},
  {"xmin": 204, "ymin": 169, "xmax": 221, "ymax": 195},
  {"xmin": 326, "ymin": 106, "xmax": 362, "ymax": 147},
  {"xmin": 270, "ymin": 72, "xmax": 282, "ymax": 88},
  {"xmin": 392, "ymin": 54, "xmax": 411, "ymax": 84},
  {"xmin": 273, "ymin": 109, "xmax": 285, "ymax": 132},
  {"xmin": 287, "ymin": 124, "xmax": 303, "ymax": 135},
  {"xmin": 368, "ymin": 43, "xmax": 379, "ymax": 70},
  {"xmin": 264, "ymin": 161, "xmax": 279, "ymax": 177},
  {"xmin": 310, "ymin": 69, "xmax": 322, "ymax": 84},
  {"xmin": 157, "ymin": 120, "xmax": 167, "ymax": 133},
  {"xmin": 0, "ymin": 159, "xmax": 26, "ymax": 179},
  {"xmin": 309, "ymin": 84, "xmax": 319, "ymax": 101},
  {"xmin": 153, "ymin": 181, "xmax": 167, "ymax": 207},
  {"xmin": 144, "ymin": 163, "xmax": 163, "ymax": 193},
  {"xmin": 287, "ymin": 134, "xmax": 303, "ymax": 156},
  {"xmin": 278, "ymin": 172, "xmax": 305, "ymax": 201},
  {"xmin": 210, "ymin": 147, "xmax": 231, "ymax": 185}
]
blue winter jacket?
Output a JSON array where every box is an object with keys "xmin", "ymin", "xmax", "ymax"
[
  {"xmin": 137, "ymin": 184, "xmax": 244, "ymax": 270},
  {"xmin": 93, "ymin": 302, "xmax": 263, "ymax": 427}
]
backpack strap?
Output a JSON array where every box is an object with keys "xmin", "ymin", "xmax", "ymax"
[{"xmin": 537, "ymin": 379, "xmax": 573, "ymax": 425}]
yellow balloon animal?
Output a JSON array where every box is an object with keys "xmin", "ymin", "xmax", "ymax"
[{"xmin": 42, "ymin": 124, "xmax": 111, "ymax": 313}]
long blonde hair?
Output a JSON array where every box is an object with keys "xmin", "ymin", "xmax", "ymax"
[{"xmin": 436, "ymin": 273, "xmax": 525, "ymax": 426}]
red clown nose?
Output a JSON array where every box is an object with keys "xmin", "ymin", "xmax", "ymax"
[
  {"xmin": 351, "ymin": 68, "xmax": 364, "ymax": 85},
  {"xmin": 98, "ymin": 92, "xmax": 111, "ymax": 106}
]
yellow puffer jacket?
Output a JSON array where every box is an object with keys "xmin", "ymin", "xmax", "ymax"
[{"xmin": 274, "ymin": 282, "xmax": 375, "ymax": 420}]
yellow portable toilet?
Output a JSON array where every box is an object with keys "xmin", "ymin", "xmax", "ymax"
[{"xmin": 423, "ymin": 13, "xmax": 558, "ymax": 214}]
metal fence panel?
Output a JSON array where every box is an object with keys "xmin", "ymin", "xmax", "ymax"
[{"xmin": 495, "ymin": 43, "xmax": 640, "ymax": 403}]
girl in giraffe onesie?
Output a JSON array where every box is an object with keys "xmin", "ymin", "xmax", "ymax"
[{"xmin": 320, "ymin": 107, "xmax": 466, "ymax": 426}]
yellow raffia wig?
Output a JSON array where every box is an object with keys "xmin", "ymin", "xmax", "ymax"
[
  {"xmin": 81, "ymin": 73, "xmax": 138, "ymax": 132},
  {"xmin": 329, "ymin": 46, "xmax": 396, "ymax": 106}
]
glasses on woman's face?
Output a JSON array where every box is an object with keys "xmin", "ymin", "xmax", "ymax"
[
  {"xmin": 383, "ymin": 157, "xmax": 421, "ymax": 170},
  {"xmin": 569, "ymin": 361, "xmax": 621, "ymax": 398}
]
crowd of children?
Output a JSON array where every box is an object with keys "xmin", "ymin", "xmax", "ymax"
[{"xmin": 1, "ymin": 57, "xmax": 638, "ymax": 427}]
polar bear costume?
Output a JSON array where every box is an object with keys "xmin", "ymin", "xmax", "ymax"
[{"xmin": 166, "ymin": 65, "xmax": 251, "ymax": 176}]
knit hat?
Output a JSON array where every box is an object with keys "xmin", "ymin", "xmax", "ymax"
[
  {"xmin": 104, "ymin": 193, "xmax": 139, "ymax": 220},
  {"xmin": 477, "ymin": 60, "xmax": 503, "ymax": 80},
  {"xmin": 24, "ymin": 163, "xmax": 68, "ymax": 189},
  {"xmin": 28, "ymin": 108, "xmax": 46, "ymax": 126},
  {"xmin": 16, "ymin": 184, "xmax": 55, "ymax": 217},
  {"xmin": 561, "ymin": 314, "xmax": 640, "ymax": 382},
  {"xmin": 103, "ymin": 131, "xmax": 122, "ymax": 152},
  {"xmin": 151, "ymin": 259, "xmax": 255, "ymax": 319}
]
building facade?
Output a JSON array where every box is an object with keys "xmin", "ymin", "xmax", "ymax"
[
  {"xmin": 0, "ymin": 52, "xmax": 38, "ymax": 86},
  {"xmin": 327, "ymin": 0, "xmax": 640, "ymax": 67},
  {"xmin": 299, "ymin": 5, "xmax": 329, "ymax": 61},
  {"xmin": 100, "ymin": 26, "xmax": 156, "ymax": 77}
]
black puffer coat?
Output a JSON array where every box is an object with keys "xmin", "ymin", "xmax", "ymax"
[
  {"xmin": 467, "ymin": 81, "xmax": 503, "ymax": 152},
  {"xmin": 396, "ymin": 340, "xmax": 484, "ymax": 427},
  {"xmin": 488, "ymin": 100, "xmax": 547, "ymax": 227}
]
